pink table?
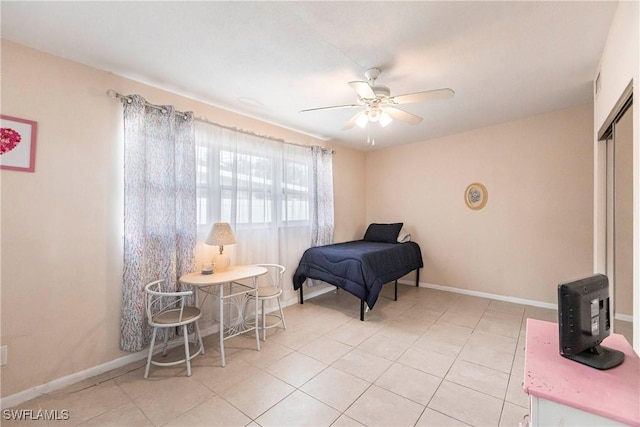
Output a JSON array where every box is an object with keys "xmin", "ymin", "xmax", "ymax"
[{"xmin": 524, "ymin": 319, "xmax": 640, "ymax": 426}]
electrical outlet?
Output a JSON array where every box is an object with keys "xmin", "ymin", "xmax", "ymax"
[{"xmin": 1, "ymin": 345, "xmax": 7, "ymax": 366}]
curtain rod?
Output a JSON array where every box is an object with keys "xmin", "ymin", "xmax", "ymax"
[{"xmin": 106, "ymin": 89, "xmax": 334, "ymax": 153}]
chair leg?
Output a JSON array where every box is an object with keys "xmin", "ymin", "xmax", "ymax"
[
  {"xmin": 277, "ymin": 298, "xmax": 287, "ymax": 330},
  {"xmin": 162, "ymin": 328, "xmax": 170, "ymax": 356},
  {"xmin": 195, "ymin": 321, "xmax": 204, "ymax": 355},
  {"xmin": 262, "ymin": 299, "xmax": 267, "ymax": 341},
  {"xmin": 144, "ymin": 328, "xmax": 157, "ymax": 379},
  {"xmin": 183, "ymin": 325, "xmax": 192, "ymax": 377}
]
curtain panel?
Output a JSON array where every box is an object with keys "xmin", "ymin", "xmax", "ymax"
[
  {"xmin": 311, "ymin": 145, "xmax": 334, "ymax": 248},
  {"xmin": 195, "ymin": 122, "xmax": 334, "ymax": 298},
  {"xmin": 121, "ymin": 95, "xmax": 196, "ymax": 352}
]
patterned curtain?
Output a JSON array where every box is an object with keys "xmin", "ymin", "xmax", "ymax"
[
  {"xmin": 120, "ymin": 95, "xmax": 196, "ymax": 352},
  {"xmin": 310, "ymin": 145, "xmax": 334, "ymax": 247}
]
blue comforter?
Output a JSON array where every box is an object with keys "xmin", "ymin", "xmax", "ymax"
[{"xmin": 293, "ymin": 240, "xmax": 423, "ymax": 309}]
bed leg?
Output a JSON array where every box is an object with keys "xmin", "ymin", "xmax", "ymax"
[
  {"xmin": 299, "ymin": 283, "xmax": 304, "ymax": 304},
  {"xmin": 394, "ymin": 280, "xmax": 398, "ymax": 301},
  {"xmin": 360, "ymin": 300, "xmax": 364, "ymax": 321},
  {"xmin": 415, "ymin": 268, "xmax": 420, "ymax": 287}
]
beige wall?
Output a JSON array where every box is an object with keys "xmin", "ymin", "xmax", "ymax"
[
  {"xmin": 366, "ymin": 105, "xmax": 594, "ymax": 304},
  {"xmin": 0, "ymin": 40, "xmax": 366, "ymax": 398},
  {"xmin": 333, "ymin": 147, "xmax": 367, "ymax": 242}
]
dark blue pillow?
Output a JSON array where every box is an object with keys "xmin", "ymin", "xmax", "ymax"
[{"xmin": 363, "ymin": 223, "xmax": 403, "ymax": 243}]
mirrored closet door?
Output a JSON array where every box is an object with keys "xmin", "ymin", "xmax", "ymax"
[{"xmin": 605, "ymin": 99, "xmax": 633, "ymax": 343}]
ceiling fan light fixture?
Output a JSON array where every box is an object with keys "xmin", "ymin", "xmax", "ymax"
[
  {"xmin": 356, "ymin": 113, "xmax": 369, "ymax": 128},
  {"xmin": 379, "ymin": 111, "xmax": 392, "ymax": 127}
]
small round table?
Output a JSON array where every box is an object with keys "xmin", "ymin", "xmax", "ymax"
[{"xmin": 180, "ymin": 264, "xmax": 267, "ymax": 367}]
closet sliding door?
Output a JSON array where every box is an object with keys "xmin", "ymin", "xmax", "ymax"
[
  {"xmin": 612, "ymin": 104, "xmax": 634, "ymax": 332},
  {"xmin": 600, "ymin": 82, "xmax": 634, "ymax": 343}
]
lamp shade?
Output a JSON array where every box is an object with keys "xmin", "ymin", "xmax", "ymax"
[
  {"xmin": 205, "ymin": 222, "xmax": 236, "ymax": 246},
  {"xmin": 205, "ymin": 222, "xmax": 236, "ymax": 272}
]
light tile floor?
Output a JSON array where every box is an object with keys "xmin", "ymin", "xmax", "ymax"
[{"xmin": 5, "ymin": 285, "xmax": 634, "ymax": 426}]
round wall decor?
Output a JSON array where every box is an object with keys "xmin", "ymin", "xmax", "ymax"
[{"xmin": 465, "ymin": 182, "xmax": 488, "ymax": 210}]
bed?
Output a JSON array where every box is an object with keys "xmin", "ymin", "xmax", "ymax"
[{"xmin": 293, "ymin": 223, "xmax": 423, "ymax": 320}]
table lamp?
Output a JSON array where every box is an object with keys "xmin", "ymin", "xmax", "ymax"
[{"xmin": 205, "ymin": 222, "xmax": 236, "ymax": 272}]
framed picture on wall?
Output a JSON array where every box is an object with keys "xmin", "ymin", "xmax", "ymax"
[
  {"xmin": 465, "ymin": 182, "xmax": 488, "ymax": 210},
  {"xmin": 1, "ymin": 115, "xmax": 38, "ymax": 172}
]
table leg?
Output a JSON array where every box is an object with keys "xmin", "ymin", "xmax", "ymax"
[
  {"xmin": 194, "ymin": 287, "xmax": 205, "ymax": 355},
  {"xmin": 254, "ymin": 277, "xmax": 261, "ymax": 351},
  {"xmin": 219, "ymin": 284, "xmax": 226, "ymax": 367}
]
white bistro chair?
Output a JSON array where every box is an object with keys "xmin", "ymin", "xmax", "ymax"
[
  {"xmin": 144, "ymin": 279, "xmax": 204, "ymax": 378},
  {"xmin": 255, "ymin": 264, "xmax": 287, "ymax": 340}
]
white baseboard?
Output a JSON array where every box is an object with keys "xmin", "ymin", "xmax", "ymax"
[
  {"xmin": 293, "ymin": 283, "xmax": 337, "ymax": 302},
  {"xmin": 398, "ymin": 279, "xmax": 558, "ymax": 310},
  {"xmin": 401, "ymin": 280, "xmax": 637, "ymax": 323},
  {"xmin": 1, "ymin": 349, "xmax": 149, "ymax": 410},
  {"xmin": 615, "ymin": 313, "xmax": 633, "ymax": 323}
]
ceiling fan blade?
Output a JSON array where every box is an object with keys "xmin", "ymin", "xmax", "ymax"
[
  {"xmin": 390, "ymin": 88, "xmax": 455, "ymax": 105},
  {"xmin": 382, "ymin": 106, "xmax": 423, "ymax": 125},
  {"xmin": 342, "ymin": 111, "xmax": 366, "ymax": 130},
  {"xmin": 299, "ymin": 104, "xmax": 359, "ymax": 113},
  {"xmin": 348, "ymin": 81, "xmax": 376, "ymax": 99}
]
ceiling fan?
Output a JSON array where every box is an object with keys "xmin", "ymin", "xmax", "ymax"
[{"xmin": 300, "ymin": 68, "xmax": 455, "ymax": 131}]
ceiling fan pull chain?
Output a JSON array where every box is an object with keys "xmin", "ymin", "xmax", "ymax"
[{"xmin": 366, "ymin": 122, "xmax": 375, "ymax": 146}]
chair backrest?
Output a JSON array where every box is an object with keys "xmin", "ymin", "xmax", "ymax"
[
  {"xmin": 144, "ymin": 279, "xmax": 194, "ymax": 326},
  {"xmin": 256, "ymin": 264, "xmax": 286, "ymax": 290}
]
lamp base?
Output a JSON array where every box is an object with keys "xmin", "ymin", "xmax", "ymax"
[
  {"xmin": 213, "ymin": 253, "xmax": 230, "ymax": 272},
  {"xmin": 201, "ymin": 261, "xmax": 214, "ymax": 275}
]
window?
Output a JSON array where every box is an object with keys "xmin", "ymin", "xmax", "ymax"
[
  {"xmin": 194, "ymin": 121, "xmax": 333, "ymax": 283},
  {"xmin": 195, "ymin": 122, "xmax": 312, "ymax": 231}
]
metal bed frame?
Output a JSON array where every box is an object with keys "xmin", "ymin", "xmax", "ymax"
[{"xmin": 297, "ymin": 267, "xmax": 421, "ymax": 321}]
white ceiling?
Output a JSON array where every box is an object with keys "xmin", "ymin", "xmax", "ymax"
[{"xmin": 1, "ymin": 1, "xmax": 618, "ymax": 150}]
